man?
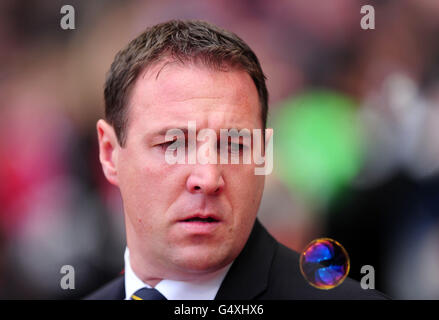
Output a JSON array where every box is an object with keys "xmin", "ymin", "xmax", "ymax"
[{"xmin": 86, "ymin": 20, "xmax": 386, "ymax": 300}]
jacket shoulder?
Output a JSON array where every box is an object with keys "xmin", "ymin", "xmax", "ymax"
[
  {"xmin": 263, "ymin": 243, "xmax": 389, "ymax": 299},
  {"xmin": 83, "ymin": 275, "xmax": 125, "ymax": 300}
]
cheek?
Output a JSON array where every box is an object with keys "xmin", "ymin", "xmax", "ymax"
[
  {"xmin": 118, "ymin": 150, "xmax": 187, "ymax": 214},
  {"xmin": 117, "ymin": 152, "xmax": 168, "ymax": 220},
  {"xmin": 227, "ymin": 168, "xmax": 265, "ymax": 217},
  {"xmin": 118, "ymin": 146, "xmax": 168, "ymax": 191}
]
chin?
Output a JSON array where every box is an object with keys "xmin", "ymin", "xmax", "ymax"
[{"xmin": 172, "ymin": 246, "xmax": 235, "ymax": 275}]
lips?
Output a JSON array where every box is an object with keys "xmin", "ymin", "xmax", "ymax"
[
  {"xmin": 179, "ymin": 214, "xmax": 220, "ymax": 223},
  {"xmin": 183, "ymin": 216, "xmax": 218, "ymax": 222},
  {"xmin": 177, "ymin": 213, "xmax": 222, "ymax": 234}
]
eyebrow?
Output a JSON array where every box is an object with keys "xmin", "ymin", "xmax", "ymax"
[
  {"xmin": 152, "ymin": 126, "xmax": 254, "ymax": 137},
  {"xmin": 153, "ymin": 127, "xmax": 189, "ymax": 136}
]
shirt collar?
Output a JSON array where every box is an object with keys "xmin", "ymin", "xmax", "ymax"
[{"xmin": 124, "ymin": 247, "xmax": 232, "ymax": 300}]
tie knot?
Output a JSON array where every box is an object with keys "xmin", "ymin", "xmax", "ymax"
[{"xmin": 131, "ymin": 287, "xmax": 167, "ymax": 300}]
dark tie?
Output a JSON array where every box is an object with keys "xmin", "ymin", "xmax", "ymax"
[{"xmin": 131, "ymin": 287, "xmax": 167, "ymax": 300}]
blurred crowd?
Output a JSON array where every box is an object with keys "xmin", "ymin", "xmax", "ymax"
[{"xmin": 0, "ymin": 0, "xmax": 439, "ymax": 299}]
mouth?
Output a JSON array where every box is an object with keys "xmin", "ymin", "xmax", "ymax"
[
  {"xmin": 181, "ymin": 216, "xmax": 219, "ymax": 223},
  {"xmin": 177, "ymin": 214, "xmax": 221, "ymax": 234}
]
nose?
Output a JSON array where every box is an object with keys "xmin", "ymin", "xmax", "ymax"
[{"xmin": 186, "ymin": 164, "xmax": 225, "ymax": 195}]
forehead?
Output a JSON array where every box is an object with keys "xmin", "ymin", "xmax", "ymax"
[{"xmin": 126, "ymin": 61, "xmax": 262, "ymax": 138}]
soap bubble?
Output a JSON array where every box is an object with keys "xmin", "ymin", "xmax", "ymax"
[{"xmin": 300, "ymin": 238, "xmax": 350, "ymax": 289}]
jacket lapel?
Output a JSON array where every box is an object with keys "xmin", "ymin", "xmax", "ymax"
[{"xmin": 215, "ymin": 218, "xmax": 277, "ymax": 299}]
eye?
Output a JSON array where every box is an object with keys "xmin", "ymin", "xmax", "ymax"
[
  {"xmin": 158, "ymin": 139, "xmax": 184, "ymax": 152},
  {"xmin": 228, "ymin": 142, "xmax": 245, "ymax": 153}
]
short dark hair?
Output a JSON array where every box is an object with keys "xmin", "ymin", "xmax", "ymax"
[{"xmin": 104, "ymin": 19, "xmax": 268, "ymax": 146}]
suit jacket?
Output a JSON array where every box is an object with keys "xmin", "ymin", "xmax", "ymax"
[{"xmin": 85, "ymin": 219, "xmax": 388, "ymax": 300}]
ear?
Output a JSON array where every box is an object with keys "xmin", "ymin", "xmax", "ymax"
[{"xmin": 97, "ymin": 119, "xmax": 120, "ymax": 186}]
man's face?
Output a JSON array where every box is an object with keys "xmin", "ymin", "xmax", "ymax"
[{"xmin": 98, "ymin": 62, "xmax": 266, "ymax": 281}]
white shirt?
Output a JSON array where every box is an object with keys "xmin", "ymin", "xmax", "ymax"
[{"xmin": 124, "ymin": 247, "xmax": 233, "ymax": 300}]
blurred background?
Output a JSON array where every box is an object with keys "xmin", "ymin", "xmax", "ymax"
[{"xmin": 0, "ymin": 0, "xmax": 439, "ymax": 299}]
